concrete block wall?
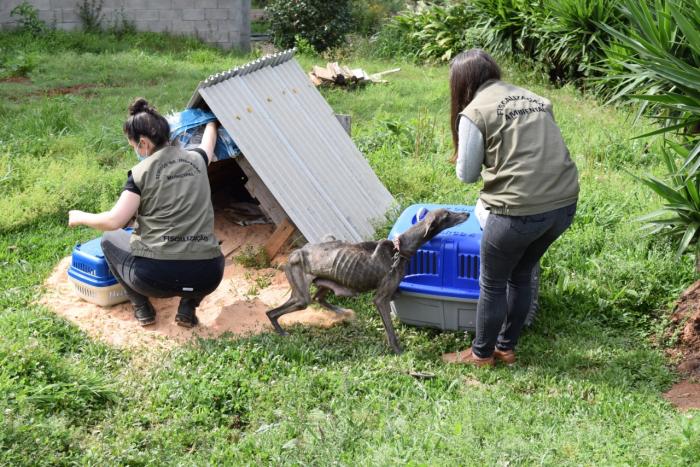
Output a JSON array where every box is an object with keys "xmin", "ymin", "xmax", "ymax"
[{"xmin": 0, "ymin": 0, "xmax": 251, "ymax": 50}]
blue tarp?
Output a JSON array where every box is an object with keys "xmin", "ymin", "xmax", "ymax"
[{"xmin": 167, "ymin": 108, "xmax": 241, "ymax": 160}]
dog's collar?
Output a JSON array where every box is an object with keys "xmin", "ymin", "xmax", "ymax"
[{"xmin": 392, "ymin": 236, "xmax": 412, "ymax": 261}]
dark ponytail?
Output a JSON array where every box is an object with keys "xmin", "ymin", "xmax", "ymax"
[{"xmin": 123, "ymin": 98, "xmax": 170, "ymax": 149}]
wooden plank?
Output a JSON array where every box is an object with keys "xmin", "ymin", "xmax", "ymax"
[
  {"xmin": 264, "ymin": 218, "xmax": 297, "ymax": 259},
  {"xmin": 236, "ymin": 156, "xmax": 288, "ymax": 225},
  {"xmin": 369, "ymin": 67, "xmax": 401, "ymax": 83},
  {"xmin": 308, "ymin": 72, "xmax": 322, "ymax": 86},
  {"xmin": 350, "ymin": 68, "xmax": 369, "ymax": 81},
  {"xmin": 335, "ymin": 114, "xmax": 352, "ymax": 136},
  {"xmin": 372, "ymin": 67, "xmax": 401, "ymax": 78},
  {"xmin": 328, "ymin": 62, "xmax": 343, "ymax": 76},
  {"xmin": 312, "ymin": 65, "xmax": 335, "ymax": 81}
]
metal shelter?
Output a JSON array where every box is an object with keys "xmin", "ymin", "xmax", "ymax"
[{"xmin": 187, "ymin": 50, "xmax": 396, "ymax": 244}]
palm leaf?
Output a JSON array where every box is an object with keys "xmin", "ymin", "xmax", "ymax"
[
  {"xmin": 669, "ymin": 2, "xmax": 700, "ymax": 58},
  {"xmin": 630, "ymin": 121, "xmax": 695, "ymax": 139},
  {"xmin": 638, "ymin": 175, "xmax": 688, "ymax": 204},
  {"xmin": 677, "ymin": 222, "xmax": 700, "ymax": 257},
  {"xmin": 631, "ymin": 93, "xmax": 700, "ymax": 106}
]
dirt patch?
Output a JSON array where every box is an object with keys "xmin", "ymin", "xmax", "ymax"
[
  {"xmin": 668, "ymin": 281, "xmax": 700, "ymax": 376},
  {"xmin": 6, "ymin": 83, "xmax": 102, "ymax": 100},
  {"xmin": 40, "ymin": 214, "xmax": 354, "ymax": 350},
  {"xmin": 0, "ymin": 76, "xmax": 31, "ymax": 84},
  {"xmin": 44, "ymin": 83, "xmax": 100, "ymax": 97},
  {"xmin": 663, "ymin": 380, "xmax": 700, "ymax": 412},
  {"xmin": 663, "ymin": 280, "xmax": 700, "ymax": 410}
]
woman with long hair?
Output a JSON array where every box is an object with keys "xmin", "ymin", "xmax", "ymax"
[{"xmin": 442, "ymin": 50, "xmax": 579, "ymax": 366}]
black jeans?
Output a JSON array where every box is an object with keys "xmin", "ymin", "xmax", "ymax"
[
  {"xmin": 471, "ymin": 203, "xmax": 576, "ymax": 358},
  {"xmin": 100, "ymin": 229, "xmax": 224, "ymax": 310}
]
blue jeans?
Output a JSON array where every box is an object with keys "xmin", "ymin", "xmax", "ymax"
[{"xmin": 471, "ymin": 203, "xmax": 576, "ymax": 358}]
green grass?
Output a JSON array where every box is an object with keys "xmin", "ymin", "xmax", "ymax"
[{"xmin": 1, "ymin": 30, "xmax": 699, "ymax": 465}]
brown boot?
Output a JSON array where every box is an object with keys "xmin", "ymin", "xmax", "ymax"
[
  {"xmin": 442, "ymin": 348, "xmax": 495, "ymax": 367},
  {"xmin": 493, "ymin": 348, "xmax": 516, "ymax": 365}
]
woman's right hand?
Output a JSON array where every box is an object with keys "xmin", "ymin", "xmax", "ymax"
[{"xmin": 68, "ymin": 210, "xmax": 84, "ymax": 227}]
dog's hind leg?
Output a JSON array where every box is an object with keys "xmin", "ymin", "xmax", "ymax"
[
  {"xmin": 266, "ymin": 254, "xmax": 313, "ymax": 336},
  {"xmin": 266, "ymin": 298, "xmax": 306, "ymax": 336}
]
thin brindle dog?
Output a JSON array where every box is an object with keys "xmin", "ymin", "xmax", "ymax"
[{"xmin": 266, "ymin": 209, "xmax": 469, "ymax": 353}]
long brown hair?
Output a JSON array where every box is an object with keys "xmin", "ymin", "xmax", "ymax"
[{"xmin": 449, "ymin": 49, "xmax": 501, "ymax": 163}]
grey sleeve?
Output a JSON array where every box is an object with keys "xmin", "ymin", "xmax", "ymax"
[{"xmin": 455, "ymin": 116, "xmax": 484, "ymax": 184}]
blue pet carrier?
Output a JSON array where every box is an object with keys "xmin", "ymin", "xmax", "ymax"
[{"xmin": 387, "ymin": 204, "xmax": 482, "ymax": 331}]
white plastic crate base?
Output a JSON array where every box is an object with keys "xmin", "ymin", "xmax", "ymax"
[
  {"xmin": 68, "ymin": 276, "xmax": 130, "ymax": 307},
  {"xmin": 391, "ymin": 292, "xmax": 477, "ymax": 331}
]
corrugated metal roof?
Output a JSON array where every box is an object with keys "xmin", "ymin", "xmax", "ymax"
[{"xmin": 188, "ymin": 50, "xmax": 396, "ymax": 243}]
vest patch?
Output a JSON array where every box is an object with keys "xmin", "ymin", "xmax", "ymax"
[
  {"xmin": 496, "ymin": 95, "xmax": 546, "ymax": 121},
  {"xmin": 154, "ymin": 158, "xmax": 202, "ymax": 181}
]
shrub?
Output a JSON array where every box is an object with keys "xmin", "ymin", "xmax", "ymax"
[
  {"xmin": 371, "ymin": 0, "xmax": 623, "ymax": 85},
  {"xmin": 369, "ymin": 12, "xmax": 422, "ymax": 60},
  {"xmin": 10, "ymin": 1, "xmax": 47, "ymax": 35},
  {"xmin": 637, "ymin": 143, "xmax": 700, "ymax": 268},
  {"xmin": 107, "ymin": 7, "xmax": 136, "ymax": 37},
  {"xmin": 371, "ymin": 2, "xmax": 484, "ymax": 62},
  {"xmin": 468, "ymin": 0, "xmax": 622, "ymax": 83},
  {"xmin": 77, "ymin": 0, "xmax": 104, "ymax": 33},
  {"xmin": 372, "ymin": 0, "xmax": 547, "ymax": 63},
  {"xmin": 599, "ymin": 0, "xmax": 700, "ymax": 117},
  {"xmin": 539, "ymin": 0, "xmax": 623, "ymax": 83},
  {"xmin": 0, "ymin": 49, "xmax": 35, "ymax": 79},
  {"xmin": 601, "ymin": 0, "xmax": 700, "ymax": 268},
  {"xmin": 266, "ymin": 0, "xmax": 353, "ymax": 52},
  {"xmin": 470, "ymin": 0, "xmax": 550, "ymax": 59},
  {"xmin": 350, "ymin": 0, "xmax": 405, "ymax": 35}
]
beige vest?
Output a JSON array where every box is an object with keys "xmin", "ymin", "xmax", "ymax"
[
  {"xmin": 130, "ymin": 146, "xmax": 220, "ymax": 260},
  {"xmin": 460, "ymin": 80, "xmax": 579, "ymax": 216}
]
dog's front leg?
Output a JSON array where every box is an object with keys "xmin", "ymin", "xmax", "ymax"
[{"xmin": 373, "ymin": 293, "xmax": 402, "ymax": 354}]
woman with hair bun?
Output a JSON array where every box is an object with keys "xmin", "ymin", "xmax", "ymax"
[
  {"xmin": 441, "ymin": 49, "xmax": 579, "ymax": 367},
  {"xmin": 68, "ymin": 98, "xmax": 224, "ymax": 327}
]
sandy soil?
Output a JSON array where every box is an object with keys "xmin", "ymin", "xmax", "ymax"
[
  {"xmin": 663, "ymin": 380, "xmax": 700, "ymax": 412},
  {"xmin": 40, "ymin": 216, "xmax": 354, "ymax": 350}
]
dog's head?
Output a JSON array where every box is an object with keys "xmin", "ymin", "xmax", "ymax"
[
  {"xmin": 396, "ymin": 208, "xmax": 469, "ymax": 255},
  {"xmin": 419, "ymin": 208, "xmax": 470, "ymax": 239}
]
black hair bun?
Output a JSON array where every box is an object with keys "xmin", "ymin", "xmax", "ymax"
[{"xmin": 128, "ymin": 97, "xmax": 154, "ymax": 116}]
